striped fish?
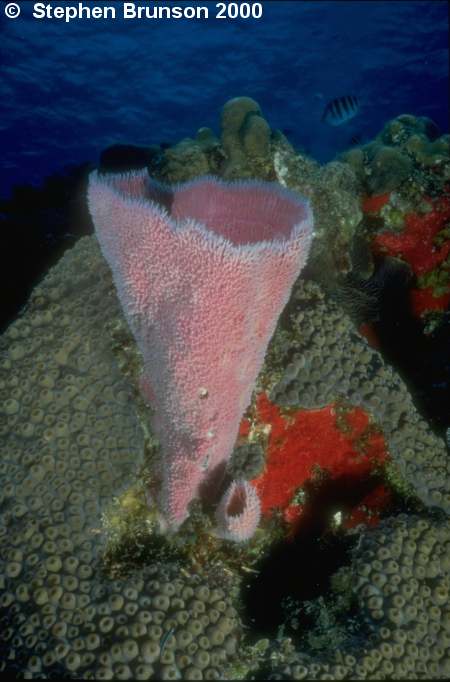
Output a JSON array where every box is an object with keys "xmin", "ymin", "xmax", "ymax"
[{"xmin": 322, "ymin": 95, "xmax": 360, "ymax": 126}]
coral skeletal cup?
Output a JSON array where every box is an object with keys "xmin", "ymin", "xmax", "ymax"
[{"xmin": 87, "ymin": 170, "xmax": 314, "ymax": 537}]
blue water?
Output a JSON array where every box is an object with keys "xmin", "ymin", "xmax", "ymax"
[{"xmin": 1, "ymin": 0, "xmax": 448, "ymax": 198}]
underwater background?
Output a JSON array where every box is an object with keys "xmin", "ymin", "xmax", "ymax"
[
  {"xmin": 1, "ymin": 0, "xmax": 448, "ymax": 197},
  {"xmin": 1, "ymin": 1, "xmax": 450, "ymax": 680}
]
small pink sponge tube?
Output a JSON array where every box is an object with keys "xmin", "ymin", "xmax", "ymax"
[
  {"xmin": 215, "ymin": 480, "xmax": 261, "ymax": 542},
  {"xmin": 87, "ymin": 171, "xmax": 313, "ymax": 535}
]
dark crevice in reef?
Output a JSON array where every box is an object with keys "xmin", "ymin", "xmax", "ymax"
[
  {"xmin": 0, "ymin": 145, "xmax": 166, "ymax": 334},
  {"xmin": 243, "ymin": 530, "xmax": 352, "ymax": 637},
  {"xmin": 371, "ymin": 268, "xmax": 450, "ymax": 434},
  {"xmin": 338, "ymin": 251, "xmax": 450, "ymax": 434},
  {"xmin": 240, "ymin": 471, "xmax": 408, "ymax": 639},
  {"xmin": 0, "ymin": 163, "xmax": 94, "ymax": 333}
]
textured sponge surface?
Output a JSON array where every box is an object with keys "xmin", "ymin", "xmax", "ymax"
[{"xmin": 88, "ymin": 171, "xmax": 313, "ymax": 530}]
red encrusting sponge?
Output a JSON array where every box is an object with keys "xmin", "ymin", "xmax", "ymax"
[{"xmin": 240, "ymin": 393, "xmax": 390, "ymax": 534}]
